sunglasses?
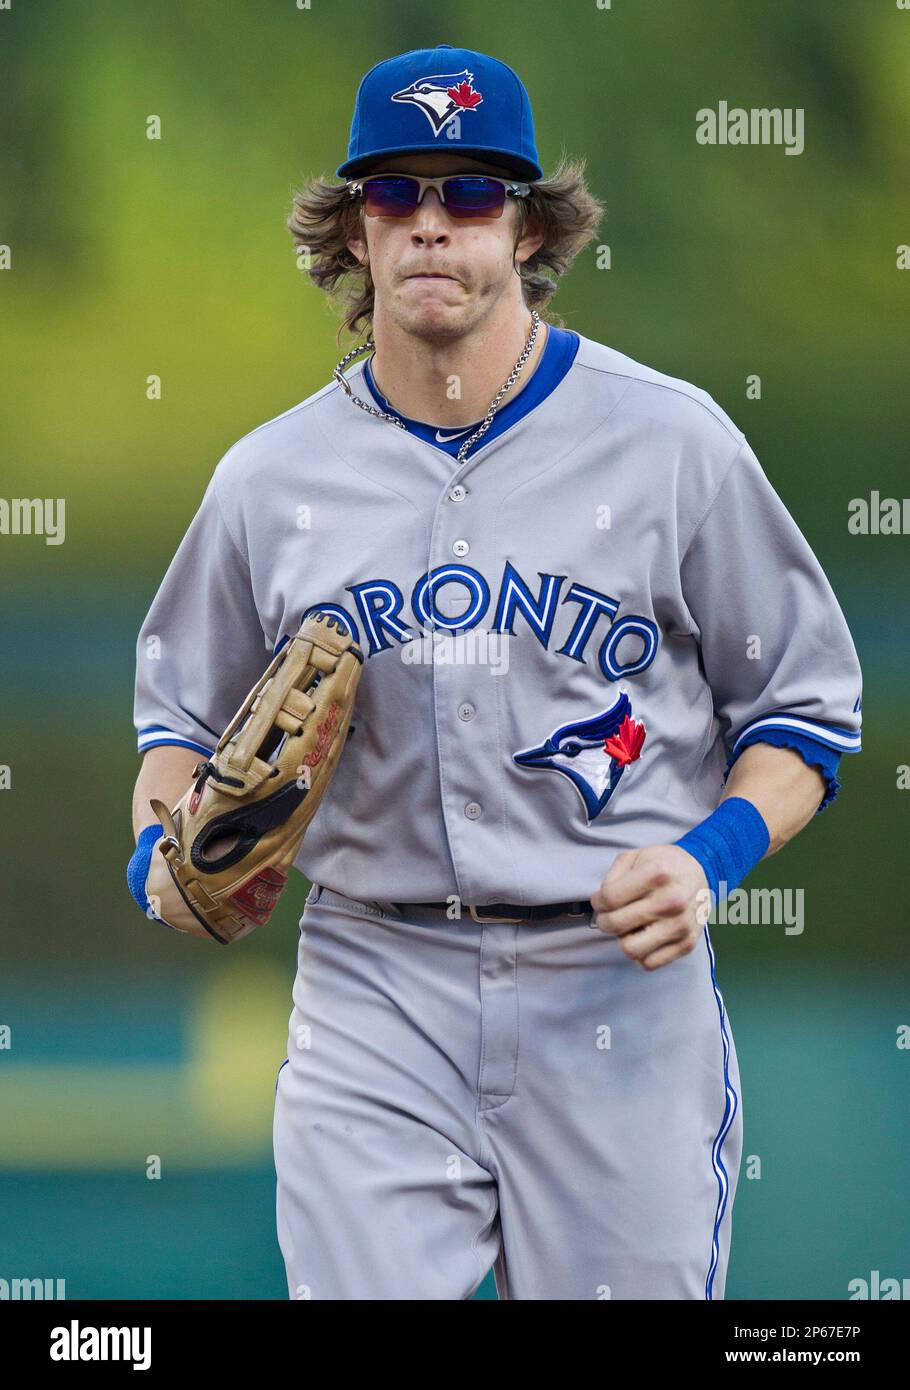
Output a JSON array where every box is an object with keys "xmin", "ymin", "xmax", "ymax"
[{"xmin": 348, "ymin": 173, "xmax": 532, "ymax": 220}]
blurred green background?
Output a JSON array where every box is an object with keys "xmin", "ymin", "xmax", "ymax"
[{"xmin": 1, "ymin": 0, "xmax": 907, "ymax": 1300}]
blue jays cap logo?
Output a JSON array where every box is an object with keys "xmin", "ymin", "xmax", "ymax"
[
  {"xmin": 514, "ymin": 691, "xmax": 647, "ymax": 823},
  {"xmin": 391, "ymin": 68, "xmax": 484, "ymax": 137}
]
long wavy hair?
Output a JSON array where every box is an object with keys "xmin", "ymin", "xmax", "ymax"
[{"xmin": 286, "ymin": 156, "xmax": 604, "ymax": 343}]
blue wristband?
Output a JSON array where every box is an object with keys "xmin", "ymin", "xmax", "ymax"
[
  {"xmin": 674, "ymin": 797, "xmax": 770, "ymax": 909},
  {"xmin": 127, "ymin": 824, "xmax": 164, "ymax": 918}
]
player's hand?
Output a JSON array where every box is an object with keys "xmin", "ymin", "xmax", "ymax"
[{"xmin": 590, "ymin": 845, "xmax": 710, "ymax": 971}]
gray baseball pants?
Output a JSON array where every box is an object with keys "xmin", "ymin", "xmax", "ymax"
[{"xmin": 273, "ymin": 883, "xmax": 742, "ymax": 1300}]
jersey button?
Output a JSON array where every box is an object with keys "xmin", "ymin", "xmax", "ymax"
[
  {"xmin": 448, "ymin": 484, "xmax": 467, "ymax": 502},
  {"xmin": 457, "ymin": 702, "xmax": 476, "ymax": 721},
  {"xmin": 452, "ymin": 538, "xmax": 470, "ymax": 557},
  {"xmin": 464, "ymin": 801, "xmax": 482, "ymax": 820}
]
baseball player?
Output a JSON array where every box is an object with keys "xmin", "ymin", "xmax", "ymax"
[{"xmin": 128, "ymin": 45, "xmax": 863, "ymax": 1299}]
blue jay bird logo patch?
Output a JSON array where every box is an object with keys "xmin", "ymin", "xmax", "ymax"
[
  {"xmin": 391, "ymin": 69, "xmax": 484, "ymax": 137},
  {"xmin": 513, "ymin": 691, "xmax": 647, "ymax": 823}
]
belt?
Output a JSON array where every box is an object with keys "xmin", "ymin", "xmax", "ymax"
[{"xmin": 390, "ymin": 899, "xmax": 593, "ymax": 924}]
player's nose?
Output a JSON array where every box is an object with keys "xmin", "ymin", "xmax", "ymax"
[{"xmin": 409, "ymin": 189, "xmax": 452, "ymax": 244}]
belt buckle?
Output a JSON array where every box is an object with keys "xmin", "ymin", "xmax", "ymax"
[{"xmin": 468, "ymin": 904, "xmax": 524, "ymax": 924}]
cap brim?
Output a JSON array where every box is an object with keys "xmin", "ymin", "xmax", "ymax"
[{"xmin": 336, "ymin": 145, "xmax": 543, "ymax": 182}]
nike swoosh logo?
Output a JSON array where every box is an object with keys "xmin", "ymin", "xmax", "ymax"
[{"xmin": 435, "ymin": 427, "xmax": 473, "ymax": 442}]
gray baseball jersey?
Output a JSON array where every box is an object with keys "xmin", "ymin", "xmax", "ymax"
[
  {"xmin": 134, "ymin": 328, "xmax": 863, "ymax": 1300},
  {"xmin": 134, "ymin": 331, "xmax": 863, "ymax": 908}
]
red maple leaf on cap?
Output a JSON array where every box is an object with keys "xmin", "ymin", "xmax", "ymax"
[
  {"xmin": 447, "ymin": 81, "xmax": 483, "ymax": 110},
  {"xmin": 603, "ymin": 715, "xmax": 646, "ymax": 767}
]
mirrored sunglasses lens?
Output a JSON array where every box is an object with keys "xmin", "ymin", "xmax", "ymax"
[
  {"xmin": 362, "ymin": 177, "xmax": 420, "ymax": 217},
  {"xmin": 444, "ymin": 177, "xmax": 507, "ymax": 218}
]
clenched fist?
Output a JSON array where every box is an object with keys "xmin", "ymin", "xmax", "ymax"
[{"xmin": 590, "ymin": 845, "xmax": 711, "ymax": 971}]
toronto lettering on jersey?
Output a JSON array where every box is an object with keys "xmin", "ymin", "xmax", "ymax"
[{"xmin": 295, "ymin": 559, "xmax": 660, "ymax": 682}]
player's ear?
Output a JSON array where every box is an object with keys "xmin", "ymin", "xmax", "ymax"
[
  {"xmin": 513, "ymin": 213, "xmax": 544, "ymax": 268},
  {"xmin": 346, "ymin": 232, "xmax": 368, "ymax": 268},
  {"xmin": 345, "ymin": 199, "xmax": 368, "ymax": 268}
]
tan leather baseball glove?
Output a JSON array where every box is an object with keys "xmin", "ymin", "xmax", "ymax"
[{"xmin": 144, "ymin": 611, "xmax": 363, "ymax": 944}]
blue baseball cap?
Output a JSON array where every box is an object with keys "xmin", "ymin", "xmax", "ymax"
[{"xmin": 336, "ymin": 44, "xmax": 543, "ymax": 183}]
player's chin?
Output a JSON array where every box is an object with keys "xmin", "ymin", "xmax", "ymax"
[{"xmin": 401, "ymin": 298, "xmax": 471, "ymax": 339}]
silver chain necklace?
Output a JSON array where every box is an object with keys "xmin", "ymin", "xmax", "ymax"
[{"xmin": 332, "ymin": 309, "xmax": 542, "ymax": 465}]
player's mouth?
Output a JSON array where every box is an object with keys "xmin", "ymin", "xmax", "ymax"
[{"xmin": 407, "ymin": 273, "xmax": 458, "ymax": 281}]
